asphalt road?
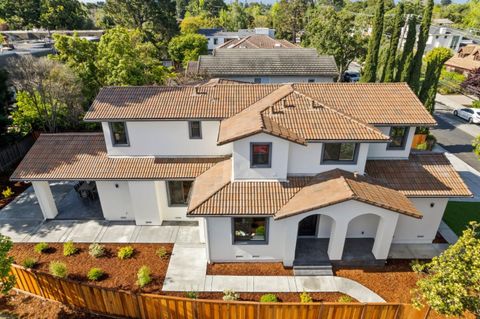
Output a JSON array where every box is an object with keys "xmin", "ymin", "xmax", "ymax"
[{"xmin": 431, "ymin": 103, "xmax": 480, "ymax": 171}]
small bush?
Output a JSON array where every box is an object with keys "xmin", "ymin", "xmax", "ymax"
[
  {"xmin": 88, "ymin": 243, "xmax": 105, "ymax": 258},
  {"xmin": 87, "ymin": 268, "xmax": 105, "ymax": 281},
  {"xmin": 22, "ymin": 257, "xmax": 37, "ymax": 269},
  {"xmin": 473, "ymin": 100, "xmax": 480, "ymax": 108},
  {"xmin": 34, "ymin": 242, "xmax": 49, "ymax": 254},
  {"xmin": 415, "ymin": 142, "xmax": 428, "ymax": 150},
  {"xmin": 137, "ymin": 266, "xmax": 151, "ymax": 287},
  {"xmin": 49, "ymin": 261, "xmax": 67, "ymax": 278},
  {"xmin": 63, "ymin": 241, "xmax": 78, "ymax": 256},
  {"xmin": 260, "ymin": 294, "xmax": 278, "ymax": 303},
  {"xmin": 300, "ymin": 291, "xmax": 313, "ymax": 303},
  {"xmin": 118, "ymin": 246, "xmax": 134, "ymax": 260},
  {"xmin": 2, "ymin": 187, "xmax": 13, "ymax": 199},
  {"xmin": 222, "ymin": 289, "xmax": 239, "ymax": 301},
  {"xmin": 337, "ymin": 295, "xmax": 354, "ymax": 303},
  {"xmin": 185, "ymin": 291, "xmax": 198, "ymax": 299},
  {"xmin": 155, "ymin": 247, "xmax": 168, "ymax": 259}
]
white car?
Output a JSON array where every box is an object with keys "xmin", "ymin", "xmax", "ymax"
[{"xmin": 453, "ymin": 108, "xmax": 480, "ymax": 124}]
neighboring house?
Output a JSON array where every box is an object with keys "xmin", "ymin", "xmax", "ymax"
[
  {"xmin": 432, "ymin": 18, "xmax": 455, "ymax": 27},
  {"xmin": 400, "ymin": 25, "xmax": 468, "ymax": 54},
  {"xmin": 445, "ymin": 44, "xmax": 480, "ymax": 76},
  {"xmin": 198, "ymin": 28, "xmax": 275, "ymax": 52},
  {"xmin": 216, "ymin": 34, "xmax": 298, "ymax": 49},
  {"xmin": 189, "ymin": 48, "xmax": 339, "ymax": 83},
  {"xmin": 11, "ymin": 83, "xmax": 471, "ymax": 267}
]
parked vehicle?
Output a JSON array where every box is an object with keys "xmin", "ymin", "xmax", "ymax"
[
  {"xmin": 453, "ymin": 107, "xmax": 480, "ymax": 124},
  {"xmin": 343, "ymin": 71, "xmax": 360, "ymax": 82}
]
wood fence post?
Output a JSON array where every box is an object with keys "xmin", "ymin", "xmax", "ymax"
[
  {"xmin": 30, "ymin": 268, "xmax": 46, "ymax": 299},
  {"xmin": 423, "ymin": 306, "xmax": 431, "ymax": 319},
  {"xmin": 317, "ymin": 303, "xmax": 324, "ymax": 319}
]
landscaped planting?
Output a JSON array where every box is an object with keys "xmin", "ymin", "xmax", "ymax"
[
  {"xmin": 49, "ymin": 261, "xmax": 67, "ymax": 278},
  {"xmin": 21, "ymin": 257, "xmax": 37, "ymax": 269},
  {"xmin": 137, "ymin": 266, "xmax": 151, "ymax": 287},
  {"xmin": 34, "ymin": 242, "xmax": 49, "ymax": 254},
  {"xmin": 87, "ymin": 268, "xmax": 105, "ymax": 281},
  {"xmin": 155, "ymin": 247, "xmax": 168, "ymax": 259},
  {"xmin": 88, "ymin": 243, "xmax": 105, "ymax": 258},
  {"xmin": 260, "ymin": 294, "xmax": 278, "ymax": 302},
  {"xmin": 63, "ymin": 241, "xmax": 78, "ymax": 256},
  {"xmin": 300, "ymin": 291, "xmax": 313, "ymax": 303},
  {"xmin": 117, "ymin": 246, "xmax": 134, "ymax": 260},
  {"xmin": 222, "ymin": 289, "xmax": 239, "ymax": 301}
]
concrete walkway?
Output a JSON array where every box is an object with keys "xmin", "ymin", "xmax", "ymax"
[{"xmin": 162, "ymin": 243, "xmax": 385, "ymax": 303}]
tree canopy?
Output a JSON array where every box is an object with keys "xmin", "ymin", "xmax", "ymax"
[
  {"xmin": 360, "ymin": 0, "xmax": 384, "ymax": 82},
  {"xmin": 168, "ymin": 33, "xmax": 208, "ymax": 67}
]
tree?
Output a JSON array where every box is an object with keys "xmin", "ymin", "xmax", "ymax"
[
  {"xmin": 381, "ymin": 2, "xmax": 404, "ymax": 82},
  {"xmin": 0, "ymin": 0, "xmax": 41, "ymax": 29},
  {"xmin": 180, "ymin": 15, "xmax": 217, "ymax": 34},
  {"xmin": 39, "ymin": 0, "xmax": 87, "ymax": 30},
  {"xmin": 186, "ymin": 0, "xmax": 226, "ymax": 17},
  {"xmin": 245, "ymin": 3, "xmax": 272, "ymax": 28},
  {"xmin": 304, "ymin": 7, "xmax": 367, "ymax": 79},
  {"xmin": 7, "ymin": 56, "xmax": 84, "ymax": 133},
  {"xmin": 271, "ymin": 0, "xmax": 310, "ymax": 42},
  {"xmin": 461, "ymin": 68, "xmax": 480, "ymax": 98},
  {"xmin": 218, "ymin": 0, "xmax": 250, "ymax": 31},
  {"xmin": 168, "ymin": 33, "xmax": 208, "ymax": 67},
  {"xmin": 395, "ymin": 15, "xmax": 416, "ymax": 82},
  {"xmin": 409, "ymin": 0, "xmax": 434, "ymax": 92},
  {"xmin": 418, "ymin": 47, "xmax": 452, "ymax": 114},
  {"xmin": 176, "ymin": 0, "xmax": 189, "ymax": 19},
  {"xmin": 0, "ymin": 234, "xmax": 15, "ymax": 295},
  {"xmin": 360, "ymin": 0, "xmax": 385, "ymax": 82},
  {"xmin": 440, "ymin": 0, "xmax": 451, "ymax": 6},
  {"xmin": 412, "ymin": 222, "xmax": 480, "ymax": 318},
  {"xmin": 463, "ymin": 0, "xmax": 480, "ymax": 29}
]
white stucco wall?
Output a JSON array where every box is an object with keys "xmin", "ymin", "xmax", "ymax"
[
  {"xmin": 393, "ymin": 197, "xmax": 449, "ymax": 243},
  {"xmin": 96, "ymin": 181, "xmax": 135, "ymax": 221},
  {"xmin": 156, "ymin": 180, "xmax": 189, "ymax": 220},
  {"xmin": 128, "ymin": 181, "xmax": 163, "ymax": 225},
  {"xmin": 225, "ymin": 76, "xmax": 335, "ymax": 83},
  {"xmin": 367, "ymin": 127, "xmax": 415, "ymax": 159},
  {"xmin": 102, "ymin": 121, "xmax": 231, "ymax": 157}
]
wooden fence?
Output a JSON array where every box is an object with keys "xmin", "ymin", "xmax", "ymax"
[
  {"xmin": 11, "ymin": 265, "xmax": 433, "ymax": 319},
  {"xmin": 0, "ymin": 134, "xmax": 36, "ymax": 172}
]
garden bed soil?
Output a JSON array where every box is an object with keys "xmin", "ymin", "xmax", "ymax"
[
  {"xmin": 10, "ymin": 243, "xmax": 173, "ymax": 293},
  {"xmin": 207, "ymin": 262, "xmax": 293, "ymax": 276},
  {"xmin": 164, "ymin": 292, "xmax": 351, "ymax": 303},
  {"xmin": 0, "ymin": 177, "xmax": 30, "ymax": 209}
]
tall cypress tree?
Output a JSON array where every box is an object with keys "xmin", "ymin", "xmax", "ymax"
[
  {"xmin": 395, "ymin": 15, "xmax": 416, "ymax": 82},
  {"xmin": 381, "ymin": 2, "xmax": 404, "ymax": 82},
  {"xmin": 360, "ymin": 0, "xmax": 384, "ymax": 82},
  {"xmin": 408, "ymin": 0, "xmax": 434, "ymax": 92}
]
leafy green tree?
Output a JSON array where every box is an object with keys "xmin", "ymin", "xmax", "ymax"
[
  {"xmin": 412, "ymin": 222, "xmax": 480, "ymax": 318},
  {"xmin": 180, "ymin": 14, "xmax": 217, "ymax": 34},
  {"xmin": 0, "ymin": 234, "xmax": 15, "ymax": 295},
  {"xmin": 463, "ymin": 0, "xmax": 480, "ymax": 29},
  {"xmin": 0, "ymin": 0, "xmax": 41, "ymax": 29},
  {"xmin": 271, "ymin": 0, "xmax": 310, "ymax": 42},
  {"xmin": 245, "ymin": 3, "xmax": 272, "ymax": 28},
  {"xmin": 395, "ymin": 15, "xmax": 416, "ymax": 82},
  {"xmin": 186, "ymin": 0, "xmax": 226, "ymax": 17},
  {"xmin": 168, "ymin": 33, "xmax": 208, "ymax": 67},
  {"xmin": 177, "ymin": 0, "xmax": 189, "ymax": 19},
  {"xmin": 409, "ymin": 0, "xmax": 434, "ymax": 92},
  {"xmin": 304, "ymin": 7, "xmax": 367, "ymax": 79},
  {"xmin": 40, "ymin": 0, "xmax": 87, "ymax": 30},
  {"xmin": 219, "ymin": 0, "xmax": 250, "ymax": 31},
  {"xmin": 418, "ymin": 47, "xmax": 453, "ymax": 114},
  {"xmin": 381, "ymin": 2, "xmax": 404, "ymax": 82},
  {"xmin": 360, "ymin": 0, "xmax": 385, "ymax": 82}
]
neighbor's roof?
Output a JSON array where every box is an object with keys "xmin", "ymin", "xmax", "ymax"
[
  {"xmin": 216, "ymin": 35, "xmax": 298, "ymax": 49},
  {"xmin": 366, "ymin": 153, "xmax": 472, "ymax": 198},
  {"xmin": 445, "ymin": 44, "xmax": 480, "ymax": 72},
  {"xmin": 197, "ymin": 28, "xmax": 257, "ymax": 38},
  {"xmin": 192, "ymin": 48, "xmax": 339, "ymax": 77},
  {"xmin": 187, "ymin": 167, "xmax": 421, "ymax": 219},
  {"xmin": 84, "ymin": 83, "xmax": 436, "ymax": 127},
  {"xmin": 10, "ymin": 134, "xmax": 229, "ymax": 181}
]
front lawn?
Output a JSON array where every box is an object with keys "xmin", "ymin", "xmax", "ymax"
[{"xmin": 443, "ymin": 201, "xmax": 480, "ymax": 236}]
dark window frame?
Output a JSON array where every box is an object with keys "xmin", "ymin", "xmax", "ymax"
[
  {"xmin": 231, "ymin": 217, "xmax": 269, "ymax": 245},
  {"xmin": 254, "ymin": 78, "xmax": 262, "ymax": 84},
  {"xmin": 387, "ymin": 126, "xmax": 409, "ymax": 150},
  {"xmin": 188, "ymin": 121, "xmax": 202, "ymax": 139},
  {"xmin": 250, "ymin": 142, "xmax": 272, "ymax": 168},
  {"xmin": 308, "ymin": 79, "xmax": 315, "ymax": 83},
  {"xmin": 321, "ymin": 142, "xmax": 359, "ymax": 164},
  {"xmin": 166, "ymin": 180, "xmax": 194, "ymax": 207},
  {"xmin": 109, "ymin": 122, "xmax": 129, "ymax": 147}
]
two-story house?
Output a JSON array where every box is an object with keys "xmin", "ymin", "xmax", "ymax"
[
  {"xmin": 198, "ymin": 28, "xmax": 276, "ymax": 52},
  {"xmin": 11, "ymin": 82, "xmax": 471, "ymax": 267}
]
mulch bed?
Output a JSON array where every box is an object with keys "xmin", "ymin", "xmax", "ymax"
[
  {"xmin": 165, "ymin": 292, "xmax": 351, "ymax": 302},
  {"xmin": 10, "ymin": 243, "xmax": 173, "ymax": 293},
  {"xmin": 0, "ymin": 177, "xmax": 30, "ymax": 210},
  {"xmin": 207, "ymin": 262, "xmax": 294, "ymax": 276}
]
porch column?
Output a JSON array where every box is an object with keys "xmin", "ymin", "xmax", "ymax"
[
  {"xmin": 372, "ymin": 214, "xmax": 399, "ymax": 260},
  {"xmin": 32, "ymin": 181, "xmax": 58, "ymax": 219},
  {"xmin": 327, "ymin": 219, "xmax": 348, "ymax": 260},
  {"xmin": 198, "ymin": 217, "xmax": 206, "ymax": 244},
  {"xmin": 283, "ymin": 219, "xmax": 298, "ymax": 267}
]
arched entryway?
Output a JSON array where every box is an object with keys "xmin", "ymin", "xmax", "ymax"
[
  {"xmin": 341, "ymin": 213, "xmax": 381, "ymax": 265},
  {"xmin": 294, "ymin": 214, "xmax": 334, "ymax": 265}
]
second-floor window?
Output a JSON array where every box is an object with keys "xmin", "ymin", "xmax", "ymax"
[
  {"xmin": 167, "ymin": 181, "xmax": 193, "ymax": 206},
  {"xmin": 251, "ymin": 143, "xmax": 272, "ymax": 168},
  {"xmin": 388, "ymin": 127, "xmax": 408, "ymax": 150},
  {"xmin": 213, "ymin": 38, "xmax": 218, "ymax": 45},
  {"xmin": 189, "ymin": 121, "xmax": 202, "ymax": 139},
  {"xmin": 109, "ymin": 122, "xmax": 129, "ymax": 146},
  {"xmin": 322, "ymin": 142, "xmax": 358, "ymax": 163}
]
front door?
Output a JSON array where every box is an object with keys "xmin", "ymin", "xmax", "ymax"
[{"xmin": 298, "ymin": 215, "xmax": 318, "ymax": 237}]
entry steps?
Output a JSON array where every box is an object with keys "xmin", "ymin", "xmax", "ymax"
[{"xmin": 293, "ymin": 264, "xmax": 333, "ymax": 276}]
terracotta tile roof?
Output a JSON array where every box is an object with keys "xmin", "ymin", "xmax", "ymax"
[
  {"xmin": 201, "ymin": 78, "xmax": 252, "ymax": 86},
  {"xmin": 445, "ymin": 45, "xmax": 480, "ymax": 72},
  {"xmin": 216, "ymin": 35, "xmax": 298, "ymax": 49},
  {"xmin": 84, "ymin": 83, "xmax": 436, "ymax": 127},
  {"xmin": 365, "ymin": 153, "xmax": 472, "ymax": 197},
  {"xmin": 188, "ymin": 167, "xmax": 421, "ymax": 218},
  {"xmin": 10, "ymin": 134, "xmax": 229, "ymax": 181}
]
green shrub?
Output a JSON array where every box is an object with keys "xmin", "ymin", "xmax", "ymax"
[
  {"xmin": 438, "ymin": 70, "xmax": 465, "ymax": 95},
  {"xmin": 260, "ymin": 294, "xmax": 278, "ymax": 302},
  {"xmin": 185, "ymin": 291, "xmax": 198, "ymax": 299},
  {"xmin": 222, "ymin": 289, "xmax": 239, "ymax": 301},
  {"xmin": 300, "ymin": 291, "xmax": 313, "ymax": 303},
  {"xmin": 49, "ymin": 261, "xmax": 67, "ymax": 278},
  {"xmin": 117, "ymin": 246, "xmax": 134, "ymax": 260},
  {"xmin": 63, "ymin": 241, "xmax": 78, "ymax": 256},
  {"xmin": 22, "ymin": 257, "xmax": 37, "ymax": 269},
  {"xmin": 155, "ymin": 247, "xmax": 168, "ymax": 259},
  {"xmin": 88, "ymin": 243, "xmax": 105, "ymax": 258},
  {"xmin": 137, "ymin": 266, "xmax": 151, "ymax": 287},
  {"xmin": 415, "ymin": 142, "xmax": 428, "ymax": 150},
  {"xmin": 1, "ymin": 187, "xmax": 13, "ymax": 199},
  {"xmin": 337, "ymin": 295, "xmax": 354, "ymax": 303},
  {"xmin": 34, "ymin": 242, "xmax": 49, "ymax": 254},
  {"xmin": 87, "ymin": 267, "xmax": 105, "ymax": 281},
  {"xmin": 472, "ymin": 100, "xmax": 480, "ymax": 108}
]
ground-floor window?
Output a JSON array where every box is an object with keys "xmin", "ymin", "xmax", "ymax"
[
  {"xmin": 167, "ymin": 181, "xmax": 193, "ymax": 206},
  {"xmin": 232, "ymin": 217, "xmax": 268, "ymax": 244}
]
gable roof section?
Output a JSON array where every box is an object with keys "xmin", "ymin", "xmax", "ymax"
[
  {"xmin": 84, "ymin": 83, "xmax": 436, "ymax": 127},
  {"xmin": 195, "ymin": 48, "xmax": 339, "ymax": 77},
  {"xmin": 11, "ymin": 134, "xmax": 229, "ymax": 181},
  {"xmin": 216, "ymin": 35, "xmax": 298, "ymax": 49}
]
